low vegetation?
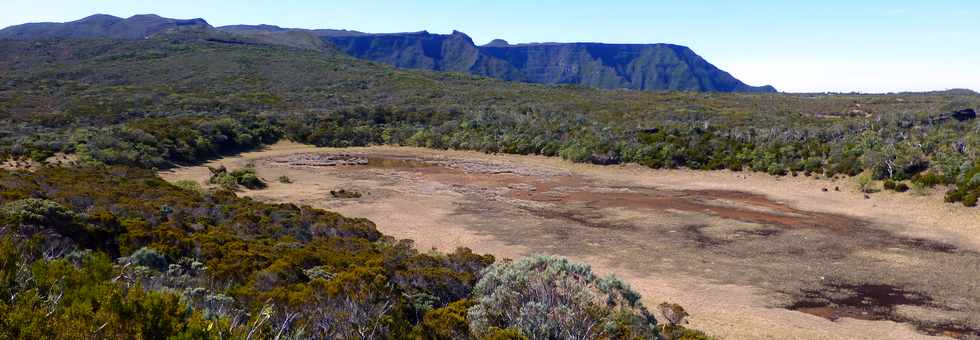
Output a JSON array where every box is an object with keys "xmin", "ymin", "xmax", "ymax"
[
  {"xmin": 330, "ymin": 189, "xmax": 362, "ymax": 199},
  {"xmin": 1, "ymin": 166, "xmax": 720, "ymax": 338},
  {"xmin": 207, "ymin": 163, "xmax": 266, "ymax": 190},
  {"xmin": 468, "ymin": 255, "xmax": 659, "ymax": 339},
  {"xmin": 0, "ymin": 37, "xmax": 975, "ymax": 206}
]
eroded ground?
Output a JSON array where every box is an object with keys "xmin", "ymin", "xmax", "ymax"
[{"xmin": 161, "ymin": 143, "xmax": 980, "ymax": 340}]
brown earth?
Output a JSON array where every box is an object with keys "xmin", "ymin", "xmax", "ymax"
[{"xmin": 161, "ymin": 142, "xmax": 980, "ymax": 340}]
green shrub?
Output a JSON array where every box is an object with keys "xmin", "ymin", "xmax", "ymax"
[
  {"xmin": 1, "ymin": 198, "xmax": 76, "ymax": 225},
  {"xmin": 172, "ymin": 180, "xmax": 203, "ymax": 193},
  {"xmin": 912, "ymin": 172, "xmax": 943, "ymax": 187},
  {"xmin": 412, "ymin": 299, "xmax": 475, "ymax": 339},
  {"xmin": 467, "ymin": 255, "xmax": 657, "ymax": 339},
  {"xmin": 883, "ymin": 180, "xmax": 896, "ymax": 191},
  {"xmin": 277, "ymin": 175, "xmax": 293, "ymax": 184},
  {"xmin": 894, "ymin": 182, "xmax": 910, "ymax": 193},
  {"xmin": 481, "ymin": 327, "xmax": 529, "ymax": 340},
  {"xmin": 946, "ymin": 189, "xmax": 964, "ymax": 203},
  {"xmin": 964, "ymin": 193, "xmax": 978, "ymax": 207},
  {"xmin": 207, "ymin": 164, "xmax": 266, "ymax": 190},
  {"xmin": 130, "ymin": 247, "xmax": 168, "ymax": 271}
]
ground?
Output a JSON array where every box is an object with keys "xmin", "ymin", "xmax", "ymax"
[{"xmin": 160, "ymin": 142, "xmax": 980, "ymax": 340}]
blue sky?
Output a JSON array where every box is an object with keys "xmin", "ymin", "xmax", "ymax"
[{"xmin": 2, "ymin": 0, "xmax": 978, "ymax": 93}]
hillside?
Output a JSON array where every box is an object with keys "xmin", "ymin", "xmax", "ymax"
[
  {"xmin": 0, "ymin": 19, "xmax": 977, "ymax": 205},
  {"xmin": 0, "ymin": 14, "xmax": 209, "ymax": 40},
  {"xmin": 0, "ymin": 14, "xmax": 774, "ymax": 92}
]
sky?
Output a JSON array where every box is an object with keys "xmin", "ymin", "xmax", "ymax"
[{"xmin": 1, "ymin": 0, "xmax": 978, "ymax": 93}]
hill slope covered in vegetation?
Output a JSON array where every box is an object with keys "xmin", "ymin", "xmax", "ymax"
[
  {"xmin": 1, "ymin": 14, "xmax": 775, "ymax": 92},
  {"xmin": 1, "ymin": 27, "xmax": 977, "ymax": 206}
]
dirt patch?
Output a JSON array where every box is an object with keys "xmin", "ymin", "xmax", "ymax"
[
  {"xmin": 161, "ymin": 143, "xmax": 980, "ymax": 340},
  {"xmin": 789, "ymin": 283, "xmax": 980, "ymax": 337}
]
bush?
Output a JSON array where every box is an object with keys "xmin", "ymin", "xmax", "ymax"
[
  {"xmin": 411, "ymin": 299, "xmax": 475, "ymax": 339},
  {"xmin": 964, "ymin": 193, "xmax": 978, "ymax": 207},
  {"xmin": 330, "ymin": 189, "xmax": 362, "ymax": 199},
  {"xmin": 912, "ymin": 172, "xmax": 943, "ymax": 187},
  {"xmin": 172, "ymin": 180, "xmax": 203, "ymax": 193},
  {"xmin": 857, "ymin": 173, "xmax": 876, "ymax": 193},
  {"xmin": 1, "ymin": 198, "xmax": 76, "ymax": 225},
  {"xmin": 883, "ymin": 180, "xmax": 896, "ymax": 191},
  {"xmin": 946, "ymin": 189, "xmax": 964, "ymax": 203},
  {"xmin": 129, "ymin": 247, "xmax": 168, "ymax": 271},
  {"xmin": 207, "ymin": 164, "xmax": 266, "ymax": 190},
  {"xmin": 278, "ymin": 175, "xmax": 293, "ymax": 184},
  {"xmin": 481, "ymin": 327, "xmax": 530, "ymax": 340},
  {"xmin": 467, "ymin": 255, "xmax": 657, "ymax": 339},
  {"xmin": 894, "ymin": 182, "xmax": 910, "ymax": 193}
]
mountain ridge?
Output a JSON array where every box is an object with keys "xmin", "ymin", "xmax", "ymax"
[
  {"xmin": 0, "ymin": 14, "xmax": 210, "ymax": 40},
  {"xmin": 0, "ymin": 14, "xmax": 776, "ymax": 93}
]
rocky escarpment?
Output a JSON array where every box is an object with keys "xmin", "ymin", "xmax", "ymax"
[{"xmin": 325, "ymin": 31, "xmax": 776, "ymax": 92}]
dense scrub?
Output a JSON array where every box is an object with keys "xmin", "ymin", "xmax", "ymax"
[{"xmin": 0, "ymin": 166, "xmax": 500, "ymax": 338}]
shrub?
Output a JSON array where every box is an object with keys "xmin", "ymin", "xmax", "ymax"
[
  {"xmin": 467, "ymin": 255, "xmax": 657, "ymax": 339},
  {"xmin": 1, "ymin": 198, "xmax": 76, "ymax": 225},
  {"xmin": 330, "ymin": 189, "xmax": 362, "ymax": 199},
  {"xmin": 883, "ymin": 180, "xmax": 896, "ymax": 191},
  {"xmin": 207, "ymin": 164, "xmax": 266, "ymax": 190},
  {"xmin": 911, "ymin": 172, "xmax": 943, "ymax": 187},
  {"xmin": 481, "ymin": 327, "xmax": 529, "ymax": 340},
  {"xmin": 172, "ymin": 180, "xmax": 203, "ymax": 193},
  {"xmin": 946, "ymin": 189, "xmax": 964, "ymax": 203},
  {"xmin": 130, "ymin": 247, "xmax": 168, "ymax": 271},
  {"xmin": 894, "ymin": 182, "xmax": 910, "ymax": 193},
  {"xmin": 411, "ymin": 299, "xmax": 475, "ymax": 339},
  {"xmin": 964, "ymin": 193, "xmax": 978, "ymax": 207},
  {"xmin": 857, "ymin": 173, "xmax": 876, "ymax": 193},
  {"xmin": 236, "ymin": 171, "xmax": 265, "ymax": 189},
  {"xmin": 767, "ymin": 164, "xmax": 787, "ymax": 176},
  {"xmin": 278, "ymin": 175, "xmax": 293, "ymax": 184}
]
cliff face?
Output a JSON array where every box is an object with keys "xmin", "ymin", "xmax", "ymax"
[
  {"xmin": 327, "ymin": 31, "xmax": 481, "ymax": 73},
  {"xmin": 325, "ymin": 31, "xmax": 775, "ymax": 92}
]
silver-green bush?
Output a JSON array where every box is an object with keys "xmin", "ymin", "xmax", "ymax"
[{"xmin": 468, "ymin": 254, "xmax": 657, "ymax": 339}]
